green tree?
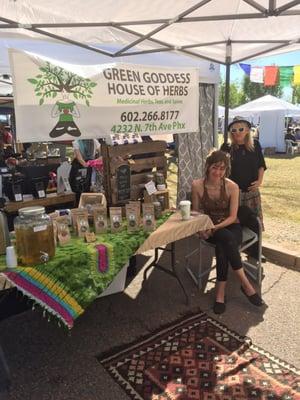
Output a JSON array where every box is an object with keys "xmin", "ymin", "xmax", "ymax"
[
  {"xmin": 240, "ymin": 75, "xmax": 283, "ymax": 103},
  {"xmin": 219, "ymin": 79, "xmax": 243, "ymax": 108},
  {"xmin": 292, "ymin": 85, "xmax": 300, "ymax": 104},
  {"xmin": 28, "ymin": 61, "xmax": 97, "ymax": 106}
]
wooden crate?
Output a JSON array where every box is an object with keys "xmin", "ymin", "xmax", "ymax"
[
  {"xmin": 143, "ymin": 189, "xmax": 170, "ymax": 210},
  {"xmin": 102, "ymin": 140, "xmax": 167, "ymax": 206}
]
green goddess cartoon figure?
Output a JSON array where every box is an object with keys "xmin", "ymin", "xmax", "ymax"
[
  {"xmin": 28, "ymin": 61, "xmax": 97, "ymax": 139},
  {"xmin": 50, "ymin": 89, "xmax": 80, "ymax": 138}
]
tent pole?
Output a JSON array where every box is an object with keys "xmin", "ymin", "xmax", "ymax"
[{"xmin": 224, "ymin": 41, "xmax": 232, "ymax": 143}]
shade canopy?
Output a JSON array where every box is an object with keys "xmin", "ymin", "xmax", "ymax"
[
  {"xmin": 0, "ymin": 0, "xmax": 299, "ymax": 67},
  {"xmin": 232, "ymin": 94, "xmax": 300, "ymax": 116}
]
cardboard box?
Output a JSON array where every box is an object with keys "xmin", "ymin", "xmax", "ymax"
[{"xmin": 79, "ymin": 193, "xmax": 107, "ymax": 216}]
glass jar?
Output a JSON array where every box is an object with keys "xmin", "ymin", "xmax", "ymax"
[
  {"xmin": 153, "ymin": 201, "xmax": 162, "ymax": 219},
  {"xmin": 157, "ymin": 195, "xmax": 165, "ymax": 211},
  {"xmin": 14, "ymin": 206, "xmax": 55, "ymax": 266},
  {"xmin": 155, "ymin": 173, "xmax": 165, "ymax": 186}
]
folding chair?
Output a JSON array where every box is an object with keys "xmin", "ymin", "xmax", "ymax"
[
  {"xmin": 185, "ymin": 217, "xmax": 263, "ymax": 290},
  {"xmin": 285, "ymin": 140, "xmax": 297, "ymax": 156}
]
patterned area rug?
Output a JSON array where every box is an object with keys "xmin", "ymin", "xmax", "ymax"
[{"xmin": 99, "ymin": 312, "xmax": 300, "ymax": 400}]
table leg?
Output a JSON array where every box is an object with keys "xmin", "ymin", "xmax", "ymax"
[{"xmin": 142, "ymin": 242, "xmax": 189, "ymax": 305}]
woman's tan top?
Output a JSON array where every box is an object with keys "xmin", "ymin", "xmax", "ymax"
[{"xmin": 201, "ymin": 178, "xmax": 230, "ymax": 225}]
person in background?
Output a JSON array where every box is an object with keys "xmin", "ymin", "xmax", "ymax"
[
  {"xmin": 192, "ymin": 150, "xmax": 264, "ymax": 314},
  {"xmin": 293, "ymin": 128, "xmax": 300, "ymax": 141},
  {"xmin": 285, "ymin": 128, "xmax": 297, "ymax": 145},
  {"xmin": 221, "ymin": 117, "xmax": 267, "ymax": 264},
  {"xmin": 69, "ymin": 139, "xmax": 101, "ymax": 197}
]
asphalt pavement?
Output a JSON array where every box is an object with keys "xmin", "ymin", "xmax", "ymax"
[{"xmin": 0, "ymin": 236, "xmax": 299, "ymax": 400}]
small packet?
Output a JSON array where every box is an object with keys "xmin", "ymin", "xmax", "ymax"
[
  {"xmin": 129, "ymin": 201, "xmax": 141, "ymax": 225},
  {"xmin": 93, "ymin": 206, "xmax": 108, "ymax": 234},
  {"xmin": 56, "ymin": 216, "xmax": 71, "ymax": 245},
  {"xmin": 48, "ymin": 211, "xmax": 59, "ymax": 247},
  {"xmin": 71, "ymin": 208, "xmax": 88, "ymax": 235},
  {"xmin": 77, "ymin": 214, "xmax": 90, "ymax": 238},
  {"xmin": 142, "ymin": 203, "xmax": 156, "ymax": 232},
  {"xmin": 126, "ymin": 203, "xmax": 140, "ymax": 232},
  {"xmin": 109, "ymin": 207, "xmax": 123, "ymax": 233}
]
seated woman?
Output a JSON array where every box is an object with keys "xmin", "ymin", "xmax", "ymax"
[{"xmin": 191, "ymin": 150, "xmax": 264, "ymax": 315}]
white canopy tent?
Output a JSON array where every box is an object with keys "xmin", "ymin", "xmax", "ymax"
[
  {"xmin": 232, "ymin": 95, "xmax": 300, "ymax": 151},
  {"xmin": 0, "ymin": 0, "xmax": 299, "ymax": 65},
  {"xmin": 0, "ymin": 0, "xmax": 299, "ymax": 137}
]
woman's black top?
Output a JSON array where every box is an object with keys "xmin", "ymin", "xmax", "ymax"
[{"xmin": 221, "ymin": 140, "xmax": 266, "ymax": 192}]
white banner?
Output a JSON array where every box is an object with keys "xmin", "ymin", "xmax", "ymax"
[{"xmin": 9, "ymin": 49, "xmax": 199, "ymax": 142}]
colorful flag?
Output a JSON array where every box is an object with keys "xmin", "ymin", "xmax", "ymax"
[
  {"xmin": 239, "ymin": 63, "xmax": 251, "ymax": 76},
  {"xmin": 279, "ymin": 66, "xmax": 293, "ymax": 87},
  {"xmin": 293, "ymin": 65, "xmax": 300, "ymax": 85},
  {"xmin": 264, "ymin": 66, "xmax": 278, "ymax": 86},
  {"xmin": 250, "ymin": 66, "xmax": 264, "ymax": 83}
]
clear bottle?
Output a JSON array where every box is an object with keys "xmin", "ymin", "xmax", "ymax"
[{"xmin": 14, "ymin": 206, "xmax": 55, "ymax": 266}]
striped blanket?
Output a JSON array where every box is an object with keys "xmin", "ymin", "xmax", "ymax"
[{"xmin": 0, "ymin": 214, "xmax": 171, "ymax": 329}]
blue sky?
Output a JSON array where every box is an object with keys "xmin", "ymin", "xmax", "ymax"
[{"xmin": 220, "ymin": 50, "xmax": 300, "ymax": 101}]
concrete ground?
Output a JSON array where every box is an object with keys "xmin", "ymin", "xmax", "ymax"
[{"xmin": 0, "ymin": 236, "xmax": 299, "ymax": 400}]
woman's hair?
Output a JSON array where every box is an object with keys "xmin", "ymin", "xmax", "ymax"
[
  {"xmin": 204, "ymin": 149, "xmax": 231, "ymax": 179},
  {"xmin": 229, "ymin": 122, "xmax": 254, "ymax": 151}
]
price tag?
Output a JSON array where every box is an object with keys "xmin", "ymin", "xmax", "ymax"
[
  {"xmin": 38, "ymin": 190, "xmax": 46, "ymax": 198},
  {"xmin": 14, "ymin": 193, "xmax": 22, "ymax": 202},
  {"xmin": 145, "ymin": 180, "xmax": 157, "ymax": 196},
  {"xmin": 85, "ymin": 232, "xmax": 96, "ymax": 243}
]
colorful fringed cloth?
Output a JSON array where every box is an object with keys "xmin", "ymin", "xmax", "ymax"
[{"xmin": 0, "ymin": 213, "xmax": 171, "ymax": 329}]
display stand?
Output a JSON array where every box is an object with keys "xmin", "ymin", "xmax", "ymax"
[
  {"xmin": 4, "ymin": 192, "xmax": 76, "ymax": 214},
  {"xmin": 102, "ymin": 141, "xmax": 167, "ymax": 206}
]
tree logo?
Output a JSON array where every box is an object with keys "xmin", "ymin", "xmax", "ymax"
[{"xmin": 28, "ymin": 62, "xmax": 97, "ymax": 138}]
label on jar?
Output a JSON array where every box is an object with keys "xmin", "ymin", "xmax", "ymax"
[{"xmin": 33, "ymin": 225, "xmax": 47, "ymax": 233}]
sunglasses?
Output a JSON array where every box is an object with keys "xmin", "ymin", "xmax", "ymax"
[{"xmin": 230, "ymin": 127, "xmax": 246, "ymax": 133}]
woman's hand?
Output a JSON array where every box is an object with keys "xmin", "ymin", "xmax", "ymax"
[
  {"xmin": 248, "ymin": 180, "xmax": 261, "ymax": 191},
  {"xmin": 198, "ymin": 229, "xmax": 212, "ymax": 240}
]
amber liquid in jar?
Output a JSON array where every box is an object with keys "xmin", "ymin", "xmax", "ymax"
[
  {"xmin": 15, "ymin": 225, "xmax": 55, "ymax": 265},
  {"xmin": 14, "ymin": 206, "xmax": 55, "ymax": 266}
]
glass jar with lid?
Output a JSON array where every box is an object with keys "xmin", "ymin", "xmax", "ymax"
[
  {"xmin": 155, "ymin": 173, "xmax": 165, "ymax": 185},
  {"xmin": 14, "ymin": 206, "xmax": 55, "ymax": 266}
]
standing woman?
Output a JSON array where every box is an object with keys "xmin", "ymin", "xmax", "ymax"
[
  {"xmin": 192, "ymin": 150, "xmax": 263, "ymax": 314},
  {"xmin": 221, "ymin": 117, "xmax": 267, "ymax": 261}
]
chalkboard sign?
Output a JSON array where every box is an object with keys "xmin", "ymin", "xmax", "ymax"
[{"xmin": 116, "ymin": 164, "xmax": 131, "ymax": 202}]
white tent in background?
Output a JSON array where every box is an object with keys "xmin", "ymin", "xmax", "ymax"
[
  {"xmin": 232, "ymin": 95, "xmax": 300, "ymax": 116},
  {"xmin": 231, "ymin": 95, "xmax": 300, "ymax": 152}
]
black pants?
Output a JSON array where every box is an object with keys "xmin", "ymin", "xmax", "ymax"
[
  {"xmin": 238, "ymin": 205, "xmax": 260, "ymax": 259},
  {"xmin": 208, "ymin": 223, "xmax": 243, "ymax": 281}
]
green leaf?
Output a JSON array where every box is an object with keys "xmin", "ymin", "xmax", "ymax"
[
  {"xmin": 89, "ymin": 82, "xmax": 97, "ymax": 87},
  {"xmin": 39, "ymin": 98, "xmax": 44, "ymax": 105},
  {"xmin": 52, "ymin": 92, "xmax": 57, "ymax": 98},
  {"xmin": 28, "ymin": 78, "xmax": 38, "ymax": 84},
  {"xmin": 74, "ymin": 93, "xmax": 78, "ymax": 99},
  {"xmin": 86, "ymin": 100, "xmax": 90, "ymax": 106},
  {"xmin": 36, "ymin": 74, "xmax": 43, "ymax": 78}
]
